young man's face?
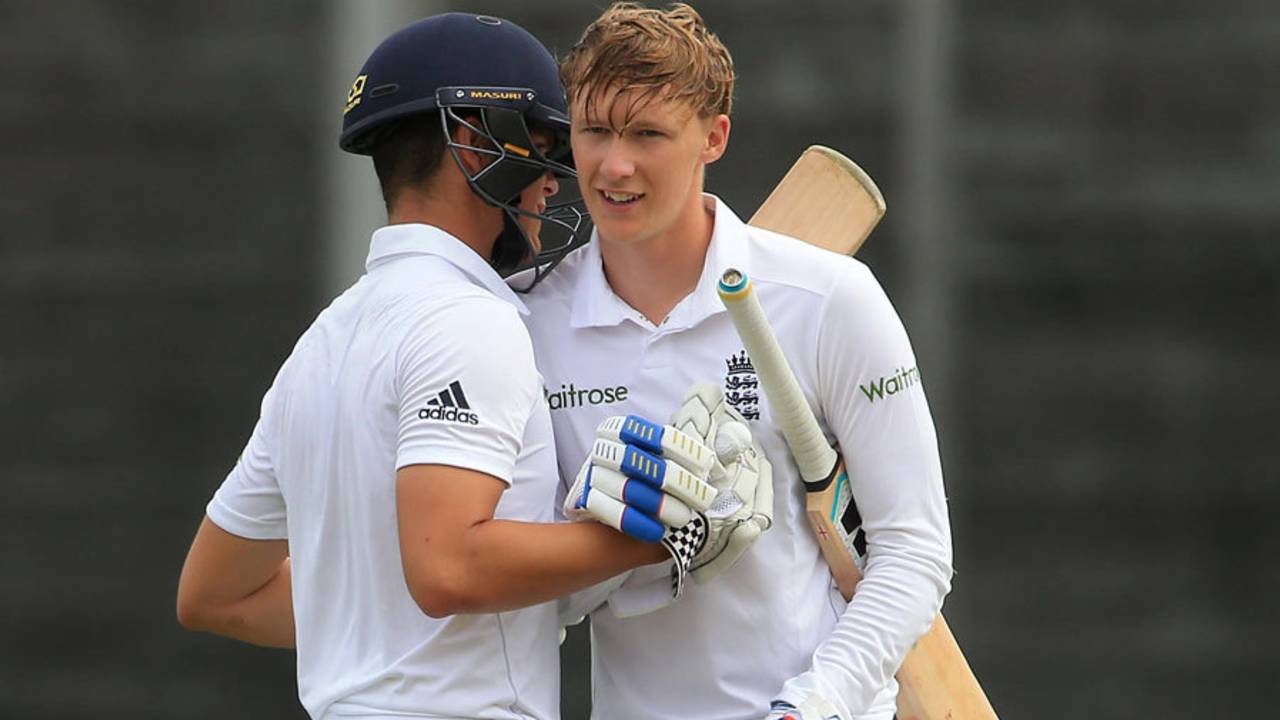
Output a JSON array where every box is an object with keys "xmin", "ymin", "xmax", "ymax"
[{"xmin": 570, "ymin": 86, "xmax": 728, "ymax": 247}]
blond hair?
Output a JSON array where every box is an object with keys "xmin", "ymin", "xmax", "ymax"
[{"xmin": 560, "ymin": 2, "xmax": 735, "ymax": 124}]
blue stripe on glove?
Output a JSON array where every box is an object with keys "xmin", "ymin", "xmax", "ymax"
[
  {"xmin": 620, "ymin": 444, "xmax": 666, "ymax": 487},
  {"xmin": 618, "ymin": 506, "xmax": 665, "ymax": 543},
  {"xmin": 618, "ymin": 475, "xmax": 665, "ymax": 517},
  {"xmin": 619, "ymin": 414, "xmax": 665, "ymax": 455}
]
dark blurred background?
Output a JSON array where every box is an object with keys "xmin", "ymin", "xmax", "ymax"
[{"xmin": 3, "ymin": 0, "xmax": 1277, "ymax": 717}]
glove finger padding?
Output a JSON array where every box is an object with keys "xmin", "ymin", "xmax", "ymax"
[
  {"xmin": 564, "ymin": 412, "xmax": 719, "ymax": 552},
  {"xmin": 589, "ymin": 437, "xmax": 716, "ymax": 512},
  {"xmin": 596, "ymin": 415, "xmax": 715, "ymax": 479},
  {"xmin": 564, "ymin": 462, "xmax": 667, "ymax": 543},
  {"xmin": 587, "ymin": 465, "xmax": 695, "ymax": 527}
]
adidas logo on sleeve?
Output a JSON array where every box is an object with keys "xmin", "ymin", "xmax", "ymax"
[{"xmin": 417, "ymin": 380, "xmax": 480, "ymax": 425}]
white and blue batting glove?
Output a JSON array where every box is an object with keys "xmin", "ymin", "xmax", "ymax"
[
  {"xmin": 564, "ymin": 382, "xmax": 775, "ymax": 599},
  {"xmin": 564, "ymin": 414, "xmax": 717, "ymax": 540},
  {"xmin": 564, "ymin": 414, "xmax": 720, "ymax": 598},
  {"xmin": 764, "ymin": 695, "xmax": 843, "ymax": 720}
]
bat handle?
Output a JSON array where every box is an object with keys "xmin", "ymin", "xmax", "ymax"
[{"xmin": 718, "ymin": 268, "xmax": 839, "ymax": 486}]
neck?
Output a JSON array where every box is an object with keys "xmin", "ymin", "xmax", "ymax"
[
  {"xmin": 388, "ymin": 173, "xmax": 499, "ymax": 260},
  {"xmin": 599, "ymin": 194, "xmax": 714, "ymax": 325}
]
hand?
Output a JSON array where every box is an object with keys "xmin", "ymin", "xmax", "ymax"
[
  {"xmin": 764, "ymin": 695, "xmax": 842, "ymax": 720},
  {"xmin": 670, "ymin": 382, "xmax": 774, "ymax": 584},
  {"xmin": 563, "ymin": 414, "xmax": 718, "ymax": 543},
  {"xmin": 561, "ymin": 383, "xmax": 773, "ymax": 598}
]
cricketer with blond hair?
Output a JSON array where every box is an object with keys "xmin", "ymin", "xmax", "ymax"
[{"xmin": 522, "ymin": 4, "xmax": 955, "ymax": 719}]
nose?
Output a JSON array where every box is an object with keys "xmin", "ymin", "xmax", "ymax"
[
  {"xmin": 542, "ymin": 171, "xmax": 559, "ymax": 198},
  {"xmin": 599, "ymin": 138, "xmax": 635, "ymax": 182}
]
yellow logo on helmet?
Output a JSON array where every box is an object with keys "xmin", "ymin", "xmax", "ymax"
[
  {"xmin": 344, "ymin": 75, "xmax": 367, "ymax": 115},
  {"xmin": 468, "ymin": 90, "xmax": 526, "ymax": 101}
]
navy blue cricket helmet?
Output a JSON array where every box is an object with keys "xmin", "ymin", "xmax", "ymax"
[{"xmin": 339, "ymin": 13, "xmax": 584, "ymax": 289}]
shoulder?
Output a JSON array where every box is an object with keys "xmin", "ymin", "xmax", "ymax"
[
  {"xmin": 361, "ymin": 264, "xmax": 534, "ymax": 380},
  {"xmin": 402, "ymin": 291, "xmax": 529, "ymax": 353},
  {"xmin": 370, "ymin": 257, "xmax": 522, "ymax": 334},
  {"xmin": 394, "ymin": 292, "xmax": 540, "ymax": 412},
  {"xmin": 745, "ymin": 225, "xmax": 879, "ymax": 303}
]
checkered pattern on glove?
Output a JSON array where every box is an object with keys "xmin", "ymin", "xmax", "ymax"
[{"xmin": 660, "ymin": 513, "xmax": 708, "ymax": 598}]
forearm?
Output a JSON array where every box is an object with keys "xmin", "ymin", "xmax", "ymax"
[
  {"xmin": 177, "ymin": 517, "xmax": 294, "ymax": 648},
  {"xmin": 778, "ymin": 539, "xmax": 952, "ymax": 717},
  {"xmin": 429, "ymin": 520, "xmax": 666, "ymax": 615},
  {"xmin": 183, "ymin": 558, "xmax": 295, "ymax": 649},
  {"xmin": 215, "ymin": 558, "xmax": 295, "ymax": 648}
]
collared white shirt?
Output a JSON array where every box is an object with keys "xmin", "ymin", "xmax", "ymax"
[
  {"xmin": 523, "ymin": 197, "xmax": 953, "ymax": 720},
  {"xmin": 208, "ymin": 224, "xmax": 561, "ymax": 720}
]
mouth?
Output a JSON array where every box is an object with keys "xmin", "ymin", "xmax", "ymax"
[{"xmin": 598, "ymin": 189, "xmax": 644, "ymax": 206}]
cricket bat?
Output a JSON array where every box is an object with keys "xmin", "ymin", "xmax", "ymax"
[{"xmin": 718, "ymin": 146, "xmax": 996, "ymax": 720}]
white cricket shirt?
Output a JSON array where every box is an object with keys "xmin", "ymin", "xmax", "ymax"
[
  {"xmin": 207, "ymin": 224, "xmax": 561, "ymax": 720},
  {"xmin": 523, "ymin": 197, "xmax": 953, "ymax": 720}
]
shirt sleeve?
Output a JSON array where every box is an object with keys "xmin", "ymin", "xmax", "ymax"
[
  {"xmin": 207, "ymin": 382, "xmax": 289, "ymax": 540},
  {"xmin": 777, "ymin": 262, "xmax": 954, "ymax": 717},
  {"xmin": 395, "ymin": 296, "xmax": 541, "ymax": 484}
]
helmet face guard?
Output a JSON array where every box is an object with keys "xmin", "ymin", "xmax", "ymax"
[{"xmin": 436, "ymin": 87, "xmax": 586, "ymax": 291}]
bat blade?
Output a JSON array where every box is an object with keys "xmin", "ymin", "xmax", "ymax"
[
  {"xmin": 749, "ymin": 145, "xmax": 885, "ymax": 255},
  {"xmin": 719, "ymin": 145, "xmax": 996, "ymax": 719},
  {"xmin": 896, "ymin": 617, "xmax": 999, "ymax": 720}
]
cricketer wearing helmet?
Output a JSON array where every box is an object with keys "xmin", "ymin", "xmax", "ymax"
[
  {"xmin": 520, "ymin": 4, "xmax": 954, "ymax": 719},
  {"xmin": 176, "ymin": 13, "xmax": 771, "ymax": 719}
]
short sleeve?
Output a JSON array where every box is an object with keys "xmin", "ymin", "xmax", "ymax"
[
  {"xmin": 207, "ymin": 384, "xmax": 288, "ymax": 540},
  {"xmin": 395, "ymin": 296, "xmax": 540, "ymax": 484}
]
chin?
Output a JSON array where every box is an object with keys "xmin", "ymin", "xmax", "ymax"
[
  {"xmin": 597, "ymin": 225, "xmax": 649, "ymax": 247},
  {"xmin": 518, "ymin": 220, "xmax": 543, "ymax": 242}
]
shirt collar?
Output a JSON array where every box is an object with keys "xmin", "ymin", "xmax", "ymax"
[
  {"xmin": 366, "ymin": 223, "xmax": 529, "ymax": 315},
  {"xmin": 569, "ymin": 194, "xmax": 751, "ymax": 330},
  {"xmin": 568, "ymin": 235, "xmax": 638, "ymax": 327}
]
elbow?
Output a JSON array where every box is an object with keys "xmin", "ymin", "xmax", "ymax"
[
  {"xmin": 870, "ymin": 531, "xmax": 954, "ymax": 599},
  {"xmin": 176, "ymin": 569, "xmax": 216, "ymax": 632},
  {"xmin": 406, "ymin": 568, "xmax": 479, "ymax": 619},
  {"xmin": 933, "ymin": 540, "xmax": 955, "ymax": 595},
  {"xmin": 913, "ymin": 543, "xmax": 954, "ymax": 600},
  {"xmin": 412, "ymin": 588, "xmax": 465, "ymax": 619},
  {"xmin": 176, "ymin": 579, "xmax": 231, "ymax": 633},
  {"xmin": 176, "ymin": 594, "xmax": 213, "ymax": 632}
]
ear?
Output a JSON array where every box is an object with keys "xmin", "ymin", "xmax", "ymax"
[
  {"xmin": 449, "ymin": 118, "xmax": 491, "ymax": 175},
  {"xmin": 700, "ymin": 114, "xmax": 731, "ymax": 165}
]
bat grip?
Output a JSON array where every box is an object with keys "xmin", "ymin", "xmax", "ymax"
[{"xmin": 718, "ymin": 269, "xmax": 839, "ymax": 485}]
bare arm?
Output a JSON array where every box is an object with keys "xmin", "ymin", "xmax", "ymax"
[
  {"xmin": 176, "ymin": 517, "xmax": 294, "ymax": 648},
  {"xmin": 397, "ymin": 463, "xmax": 667, "ymax": 617}
]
